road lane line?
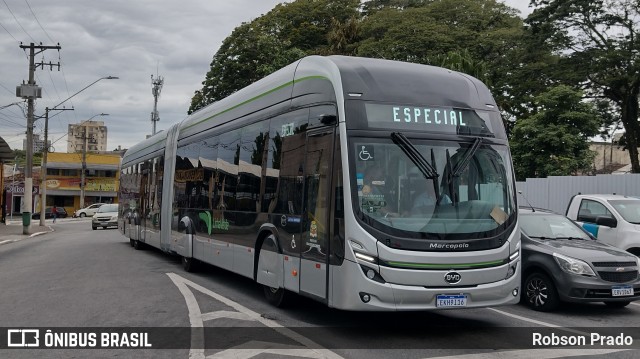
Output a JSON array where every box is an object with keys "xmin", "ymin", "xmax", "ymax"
[
  {"xmin": 423, "ymin": 348, "xmax": 631, "ymax": 359},
  {"xmin": 631, "ymin": 302, "xmax": 640, "ymax": 308},
  {"xmin": 487, "ymin": 308, "xmax": 590, "ymax": 336},
  {"xmin": 168, "ymin": 272, "xmax": 206, "ymax": 359},
  {"xmin": 167, "ymin": 272, "xmax": 344, "ymax": 359}
]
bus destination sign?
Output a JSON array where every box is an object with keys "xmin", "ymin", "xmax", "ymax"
[{"xmin": 364, "ymin": 103, "xmax": 495, "ymax": 136}]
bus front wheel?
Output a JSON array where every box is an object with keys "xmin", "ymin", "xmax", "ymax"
[
  {"xmin": 262, "ymin": 285, "xmax": 288, "ymax": 307},
  {"xmin": 182, "ymin": 256, "xmax": 197, "ymax": 272}
]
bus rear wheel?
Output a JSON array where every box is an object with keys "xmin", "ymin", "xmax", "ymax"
[{"xmin": 133, "ymin": 240, "xmax": 143, "ymax": 250}]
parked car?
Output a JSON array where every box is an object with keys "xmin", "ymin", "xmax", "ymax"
[
  {"xmin": 519, "ymin": 207, "xmax": 640, "ymax": 311},
  {"xmin": 74, "ymin": 203, "xmax": 106, "ymax": 218},
  {"xmin": 32, "ymin": 207, "xmax": 68, "ymax": 219},
  {"xmin": 92, "ymin": 204, "xmax": 119, "ymax": 230}
]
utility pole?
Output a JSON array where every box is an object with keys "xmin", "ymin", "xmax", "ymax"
[
  {"xmin": 79, "ymin": 124, "xmax": 95, "ymax": 210},
  {"xmin": 151, "ymin": 74, "xmax": 164, "ymax": 135},
  {"xmin": 39, "ymin": 106, "xmax": 73, "ymax": 226},
  {"xmin": 17, "ymin": 42, "xmax": 61, "ymax": 234},
  {"xmin": 76, "ymin": 113, "xmax": 109, "ymax": 209}
]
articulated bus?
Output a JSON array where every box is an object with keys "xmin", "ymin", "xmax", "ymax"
[{"xmin": 118, "ymin": 56, "xmax": 520, "ymax": 310}]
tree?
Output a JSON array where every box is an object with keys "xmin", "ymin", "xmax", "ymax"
[
  {"xmin": 189, "ymin": 0, "xmax": 360, "ymax": 113},
  {"xmin": 510, "ymin": 86, "xmax": 600, "ymax": 180},
  {"xmin": 356, "ymin": 0, "xmax": 528, "ymax": 121},
  {"xmin": 527, "ymin": 0, "xmax": 640, "ymax": 172}
]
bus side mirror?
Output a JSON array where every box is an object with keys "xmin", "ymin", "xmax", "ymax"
[
  {"xmin": 319, "ymin": 114, "xmax": 337, "ymax": 125},
  {"xmin": 595, "ymin": 216, "xmax": 617, "ymax": 228}
]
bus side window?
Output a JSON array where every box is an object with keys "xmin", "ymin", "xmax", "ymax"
[
  {"xmin": 309, "ymin": 105, "xmax": 337, "ymax": 129},
  {"xmin": 218, "ymin": 129, "xmax": 241, "ymax": 212},
  {"xmin": 238, "ymin": 121, "xmax": 269, "ymax": 212},
  {"xmin": 268, "ymin": 109, "xmax": 308, "ymax": 215}
]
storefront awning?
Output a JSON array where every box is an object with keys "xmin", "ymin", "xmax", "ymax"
[{"xmin": 0, "ymin": 136, "xmax": 13, "ymax": 162}]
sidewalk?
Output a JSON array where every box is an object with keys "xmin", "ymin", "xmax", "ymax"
[{"xmin": 0, "ymin": 220, "xmax": 54, "ymax": 245}]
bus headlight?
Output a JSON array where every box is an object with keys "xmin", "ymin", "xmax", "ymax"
[{"xmin": 354, "ymin": 251, "xmax": 377, "ymax": 263}]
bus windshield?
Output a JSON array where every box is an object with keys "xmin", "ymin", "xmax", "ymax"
[{"xmin": 351, "ymin": 136, "xmax": 516, "ymax": 240}]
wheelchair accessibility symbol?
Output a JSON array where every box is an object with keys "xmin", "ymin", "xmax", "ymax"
[{"xmin": 358, "ymin": 145, "xmax": 374, "ymax": 161}]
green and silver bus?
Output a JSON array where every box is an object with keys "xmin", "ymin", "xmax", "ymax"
[{"xmin": 118, "ymin": 55, "xmax": 520, "ymax": 310}]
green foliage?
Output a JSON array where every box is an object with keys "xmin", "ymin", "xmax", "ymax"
[
  {"xmin": 11, "ymin": 149, "xmax": 42, "ymax": 167},
  {"xmin": 188, "ymin": 0, "xmax": 633, "ymax": 178},
  {"xmin": 510, "ymin": 86, "xmax": 600, "ymax": 179},
  {"xmin": 188, "ymin": 0, "xmax": 360, "ymax": 113},
  {"xmin": 527, "ymin": 0, "xmax": 640, "ymax": 172}
]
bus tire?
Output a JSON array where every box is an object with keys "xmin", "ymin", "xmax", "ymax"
[
  {"xmin": 262, "ymin": 285, "xmax": 288, "ymax": 307},
  {"xmin": 133, "ymin": 240, "xmax": 143, "ymax": 250},
  {"xmin": 130, "ymin": 239, "xmax": 134, "ymax": 247},
  {"xmin": 258, "ymin": 234, "xmax": 288, "ymax": 307},
  {"xmin": 182, "ymin": 256, "xmax": 197, "ymax": 272}
]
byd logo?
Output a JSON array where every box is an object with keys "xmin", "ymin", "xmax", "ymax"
[{"xmin": 444, "ymin": 271, "xmax": 462, "ymax": 285}]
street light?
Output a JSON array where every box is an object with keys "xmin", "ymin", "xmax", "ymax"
[
  {"xmin": 79, "ymin": 113, "xmax": 110, "ymax": 210},
  {"xmin": 37, "ymin": 76, "xmax": 118, "ymax": 227}
]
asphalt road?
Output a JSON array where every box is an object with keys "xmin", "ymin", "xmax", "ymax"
[{"xmin": 1, "ymin": 220, "xmax": 639, "ymax": 358}]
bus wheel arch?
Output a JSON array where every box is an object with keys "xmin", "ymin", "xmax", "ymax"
[{"xmin": 255, "ymin": 230, "xmax": 288, "ymax": 307}]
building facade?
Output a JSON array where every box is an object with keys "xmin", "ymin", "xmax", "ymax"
[
  {"xmin": 22, "ymin": 134, "xmax": 50, "ymax": 153},
  {"xmin": 40, "ymin": 152, "xmax": 120, "ymax": 215},
  {"xmin": 68, "ymin": 121, "xmax": 108, "ymax": 153}
]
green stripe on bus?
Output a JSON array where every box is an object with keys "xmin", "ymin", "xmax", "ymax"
[
  {"xmin": 124, "ymin": 75, "xmax": 329, "ymax": 160},
  {"xmin": 385, "ymin": 259, "xmax": 505, "ymax": 269},
  {"xmin": 123, "ymin": 138, "xmax": 165, "ymax": 163},
  {"xmin": 183, "ymin": 75, "xmax": 329, "ymax": 131}
]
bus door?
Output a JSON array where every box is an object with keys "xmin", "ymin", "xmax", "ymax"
[
  {"xmin": 139, "ymin": 164, "xmax": 149, "ymax": 242},
  {"xmin": 300, "ymin": 127, "xmax": 334, "ymax": 301}
]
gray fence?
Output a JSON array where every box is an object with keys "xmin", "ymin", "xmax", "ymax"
[{"xmin": 516, "ymin": 174, "xmax": 640, "ymax": 214}]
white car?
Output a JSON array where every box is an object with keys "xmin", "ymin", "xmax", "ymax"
[
  {"xmin": 92, "ymin": 204, "xmax": 119, "ymax": 230},
  {"xmin": 74, "ymin": 203, "xmax": 106, "ymax": 218}
]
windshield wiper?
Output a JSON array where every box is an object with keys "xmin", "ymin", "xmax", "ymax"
[
  {"xmin": 452, "ymin": 137, "xmax": 482, "ymax": 177},
  {"xmin": 441, "ymin": 137, "xmax": 483, "ymax": 205},
  {"xmin": 390, "ymin": 132, "xmax": 441, "ymax": 201},
  {"xmin": 554, "ymin": 236, "xmax": 586, "ymax": 240}
]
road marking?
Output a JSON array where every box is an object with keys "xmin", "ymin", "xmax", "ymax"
[
  {"xmin": 167, "ymin": 272, "xmax": 344, "ymax": 359},
  {"xmin": 487, "ymin": 308, "xmax": 590, "ymax": 336},
  {"xmin": 631, "ymin": 302, "xmax": 640, "ymax": 308},
  {"xmin": 0, "ymin": 239, "xmax": 16, "ymax": 245},
  {"xmin": 423, "ymin": 348, "xmax": 631, "ymax": 359}
]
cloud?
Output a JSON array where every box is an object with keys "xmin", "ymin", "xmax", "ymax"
[
  {"xmin": 0, "ymin": 0, "xmax": 286, "ymax": 151},
  {"xmin": 1, "ymin": 0, "xmax": 529, "ymax": 152}
]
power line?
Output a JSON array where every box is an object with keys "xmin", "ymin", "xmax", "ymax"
[
  {"xmin": 3, "ymin": 0, "xmax": 36, "ymax": 42},
  {"xmin": 0, "ymin": 18, "xmax": 18, "ymax": 41},
  {"xmin": 23, "ymin": 0, "xmax": 54, "ymax": 43}
]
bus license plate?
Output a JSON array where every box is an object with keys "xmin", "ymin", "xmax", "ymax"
[
  {"xmin": 612, "ymin": 285, "xmax": 633, "ymax": 297},
  {"xmin": 436, "ymin": 294, "xmax": 467, "ymax": 308}
]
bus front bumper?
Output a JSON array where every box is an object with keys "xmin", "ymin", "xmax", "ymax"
[{"xmin": 330, "ymin": 259, "xmax": 521, "ymax": 311}]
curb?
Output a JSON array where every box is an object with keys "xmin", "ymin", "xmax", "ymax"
[
  {"xmin": 0, "ymin": 226, "xmax": 55, "ymax": 245},
  {"xmin": 29, "ymin": 225, "xmax": 55, "ymax": 238}
]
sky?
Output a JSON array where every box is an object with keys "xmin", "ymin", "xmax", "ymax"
[{"xmin": 0, "ymin": 0, "xmax": 534, "ymax": 153}]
